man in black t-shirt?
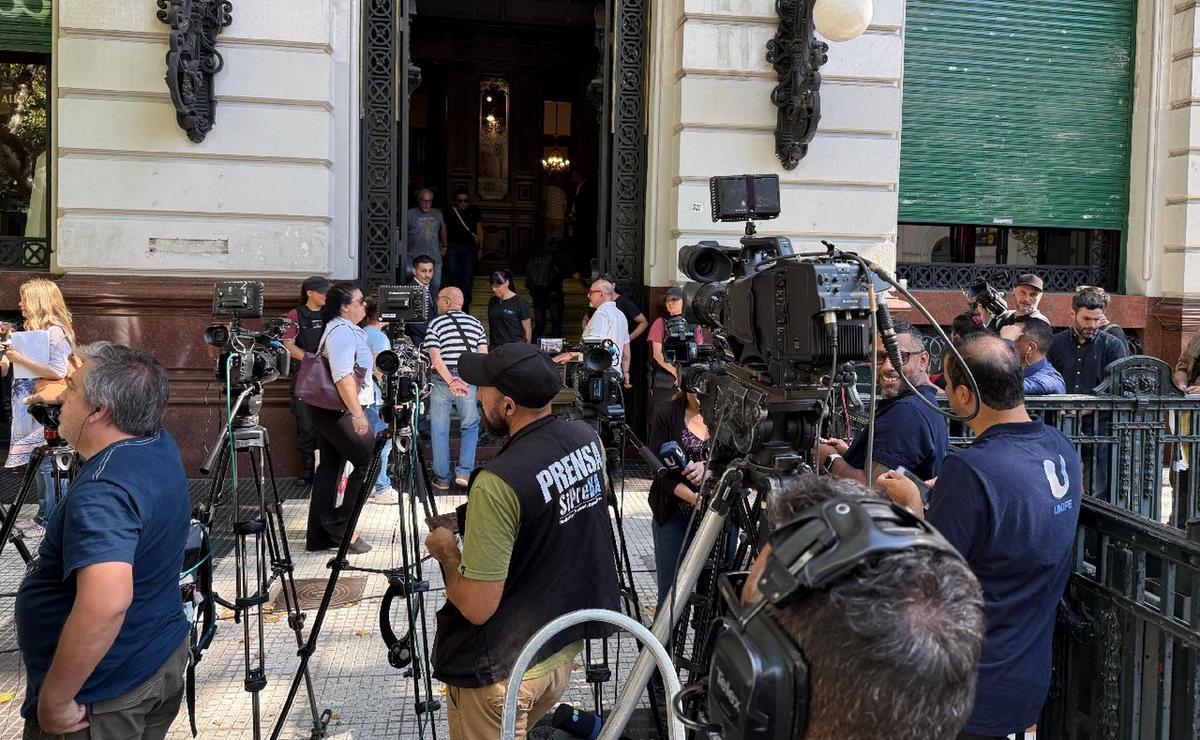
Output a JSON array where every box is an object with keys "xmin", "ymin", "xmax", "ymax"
[{"xmin": 445, "ymin": 188, "xmax": 484, "ymax": 311}]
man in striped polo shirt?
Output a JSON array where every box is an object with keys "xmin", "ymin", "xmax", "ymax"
[{"xmin": 424, "ymin": 287, "xmax": 488, "ymax": 490}]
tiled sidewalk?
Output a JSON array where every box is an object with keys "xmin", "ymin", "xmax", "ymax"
[{"xmin": 0, "ymin": 473, "xmax": 664, "ymax": 739}]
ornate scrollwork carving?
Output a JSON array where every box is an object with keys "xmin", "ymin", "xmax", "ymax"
[
  {"xmin": 157, "ymin": 0, "xmax": 233, "ymax": 143},
  {"xmin": 766, "ymin": 0, "xmax": 827, "ymax": 169}
]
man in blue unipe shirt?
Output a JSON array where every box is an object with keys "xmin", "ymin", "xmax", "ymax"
[
  {"xmin": 878, "ymin": 333, "xmax": 1082, "ymax": 739},
  {"xmin": 818, "ymin": 320, "xmax": 949, "ymax": 484},
  {"xmin": 17, "ymin": 342, "xmax": 190, "ymax": 739}
]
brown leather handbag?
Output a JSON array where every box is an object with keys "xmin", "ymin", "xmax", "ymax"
[{"xmin": 294, "ymin": 326, "xmax": 367, "ymax": 411}]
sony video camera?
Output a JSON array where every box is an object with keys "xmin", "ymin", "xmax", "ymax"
[
  {"xmin": 674, "ymin": 175, "xmax": 885, "ymax": 390},
  {"xmin": 203, "ymin": 281, "xmax": 292, "ymax": 388}
]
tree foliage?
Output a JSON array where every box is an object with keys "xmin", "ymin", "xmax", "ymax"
[{"xmin": 0, "ymin": 62, "xmax": 47, "ymax": 216}]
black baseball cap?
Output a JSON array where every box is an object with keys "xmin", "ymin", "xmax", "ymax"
[
  {"xmin": 665, "ymin": 287, "xmax": 684, "ymax": 301},
  {"xmin": 302, "ymin": 276, "xmax": 333, "ymax": 295},
  {"xmin": 458, "ymin": 342, "xmax": 563, "ymax": 408},
  {"xmin": 1015, "ymin": 273, "xmax": 1044, "ymax": 292}
]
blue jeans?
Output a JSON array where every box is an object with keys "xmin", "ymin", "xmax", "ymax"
[
  {"xmin": 364, "ymin": 404, "xmax": 391, "ymax": 491},
  {"xmin": 653, "ymin": 508, "xmax": 695, "ymax": 605},
  {"xmin": 34, "ymin": 455, "xmax": 63, "ymax": 525},
  {"xmin": 430, "ymin": 379, "xmax": 479, "ymax": 484}
]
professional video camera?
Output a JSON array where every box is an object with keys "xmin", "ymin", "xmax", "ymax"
[
  {"xmin": 202, "ymin": 280, "xmax": 292, "ymax": 392},
  {"xmin": 963, "ymin": 277, "xmax": 1007, "ymax": 318},
  {"xmin": 593, "ymin": 174, "xmax": 979, "ymax": 739},
  {"xmin": 674, "ymin": 176, "xmax": 885, "ymax": 394}
]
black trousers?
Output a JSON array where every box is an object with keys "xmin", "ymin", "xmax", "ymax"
[
  {"xmin": 290, "ymin": 394, "xmax": 316, "ymax": 456},
  {"xmin": 305, "ymin": 404, "xmax": 374, "ymax": 548},
  {"xmin": 531, "ymin": 289, "xmax": 565, "ymax": 340}
]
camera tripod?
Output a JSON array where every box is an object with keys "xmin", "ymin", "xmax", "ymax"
[
  {"xmin": 274, "ymin": 391, "xmax": 443, "ymax": 740},
  {"xmin": 197, "ymin": 383, "xmax": 329, "ymax": 740},
  {"xmin": 0, "ymin": 429, "xmax": 77, "ymax": 565}
]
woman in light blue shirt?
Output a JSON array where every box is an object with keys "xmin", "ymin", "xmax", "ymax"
[{"xmin": 303, "ymin": 282, "xmax": 374, "ymax": 555}]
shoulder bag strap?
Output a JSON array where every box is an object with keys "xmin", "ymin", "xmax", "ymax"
[
  {"xmin": 450, "ymin": 207, "xmax": 472, "ymax": 237},
  {"xmin": 443, "ymin": 311, "xmax": 477, "ymax": 350}
]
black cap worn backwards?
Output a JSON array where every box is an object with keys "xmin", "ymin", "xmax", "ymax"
[{"xmin": 457, "ymin": 342, "xmax": 563, "ymax": 408}]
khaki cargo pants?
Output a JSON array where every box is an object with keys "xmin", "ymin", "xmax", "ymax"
[
  {"xmin": 23, "ymin": 638, "xmax": 190, "ymax": 740},
  {"xmin": 446, "ymin": 661, "xmax": 572, "ymax": 740}
]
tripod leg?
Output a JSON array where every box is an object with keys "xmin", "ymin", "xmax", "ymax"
[
  {"xmin": 271, "ymin": 431, "xmax": 389, "ymax": 740},
  {"xmin": 0, "ymin": 447, "xmax": 46, "ymax": 564},
  {"xmin": 256, "ymin": 441, "xmax": 326, "ymax": 735}
]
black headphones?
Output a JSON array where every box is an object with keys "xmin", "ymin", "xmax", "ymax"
[{"xmin": 698, "ymin": 495, "xmax": 961, "ymax": 739}]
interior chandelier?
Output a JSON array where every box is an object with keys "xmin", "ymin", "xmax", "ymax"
[{"xmin": 542, "ymin": 149, "xmax": 570, "ymax": 172}]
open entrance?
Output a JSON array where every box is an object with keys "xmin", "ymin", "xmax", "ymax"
[{"xmin": 405, "ymin": 1, "xmax": 604, "ymax": 333}]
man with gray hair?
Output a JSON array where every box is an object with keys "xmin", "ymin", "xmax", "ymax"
[
  {"xmin": 16, "ymin": 342, "xmax": 191, "ymax": 739},
  {"xmin": 406, "ymin": 187, "xmax": 448, "ymax": 295},
  {"xmin": 553, "ymin": 278, "xmax": 631, "ymax": 387}
]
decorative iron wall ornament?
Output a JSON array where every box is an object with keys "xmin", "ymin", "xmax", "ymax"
[
  {"xmin": 156, "ymin": 0, "xmax": 233, "ymax": 143},
  {"xmin": 766, "ymin": 0, "xmax": 828, "ymax": 169},
  {"xmin": 607, "ymin": 0, "xmax": 648, "ymax": 290},
  {"xmin": 361, "ymin": 0, "xmax": 399, "ymax": 286},
  {"xmin": 895, "ymin": 262, "xmax": 1106, "ymax": 293}
]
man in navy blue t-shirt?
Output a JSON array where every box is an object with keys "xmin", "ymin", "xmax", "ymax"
[
  {"xmin": 16, "ymin": 342, "xmax": 190, "ymax": 739},
  {"xmin": 879, "ymin": 334, "xmax": 1082, "ymax": 739},
  {"xmin": 818, "ymin": 321, "xmax": 948, "ymax": 484}
]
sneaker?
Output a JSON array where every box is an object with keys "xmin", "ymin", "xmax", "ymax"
[
  {"xmin": 372, "ymin": 487, "xmax": 400, "ymax": 505},
  {"xmin": 454, "ymin": 476, "xmax": 469, "ymax": 489},
  {"xmin": 432, "ymin": 479, "xmax": 451, "ymax": 491},
  {"xmin": 346, "ymin": 538, "xmax": 372, "ymax": 555}
]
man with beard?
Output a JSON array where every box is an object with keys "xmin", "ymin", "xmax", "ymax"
[
  {"xmin": 817, "ymin": 321, "xmax": 948, "ymax": 485},
  {"xmin": 987, "ymin": 273, "xmax": 1047, "ymax": 332},
  {"xmin": 425, "ymin": 342, "xmax": 620, "ymax": 738},
  {"xmin": 1047, "ymin": 288, "xmax": 1128, "ymax": 497},
  {"xmin": 1047, "ymin": 288, "xmax": 1129, "ymax": 394}
]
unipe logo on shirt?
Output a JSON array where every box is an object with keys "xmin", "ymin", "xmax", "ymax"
[{"xmin": 1044, "ymin": 454, "xmax": 1072, "ymax": 514}]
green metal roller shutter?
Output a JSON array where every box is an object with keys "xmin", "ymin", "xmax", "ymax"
[
  {"xmin": 0, "ymin": 1, "xmax": 51, "ymax": 55},
  {"xmin": 898, "ymin": 0, "xmax": 1135, "ymax": 231}
]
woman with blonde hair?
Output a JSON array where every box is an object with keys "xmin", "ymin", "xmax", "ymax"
[{"xmin": 1, "ymin": 278, "xmax": 75, "ymax": 535}]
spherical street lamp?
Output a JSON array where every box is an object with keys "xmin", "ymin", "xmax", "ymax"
[{"xmin": 813, "ymin": 0, "xmax": 873, "ymax": 43}]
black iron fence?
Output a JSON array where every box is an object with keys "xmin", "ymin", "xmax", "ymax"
[
  {"xmin": 0, "ymin": 236, "xmax": 49, "ymax": 271},
  {"xmin": 896, "ymin": 262, "xmax": 1107, "ymax": 293},
  {"xmin": 843, "ymin": 356, "xmax": 1200, "ymax": 736}
]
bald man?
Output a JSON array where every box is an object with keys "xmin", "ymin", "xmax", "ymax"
[
  {"xmin": 877, "ymin": 334, "xmax": 1080, "ymax": 739},
  {"xmin": 423, "ymin": 287, "xmax": 488, "ymax": 490},
  {"xmin": 554, "ymin": 279, "xmax": 631, "ymax": 387}
]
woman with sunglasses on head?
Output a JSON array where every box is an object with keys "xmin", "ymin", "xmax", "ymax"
[
  {"xmin": 445, "ymin": 188, "xmax": 484, "ymax": 311},
  {"xmin": 487, "ymin": 269, "xmax": 531, "ymax": 348},
  {"xmin": 303, "ymin": 282, "xmax": 374, "ymax": 555}
]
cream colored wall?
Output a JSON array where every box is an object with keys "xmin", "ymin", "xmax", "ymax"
[
  {"xmin": 53, "ymin": 1, "xmax": 360, "ymax": 278},
  {"xmin": 645, "ymin": 0, "xmax": 904, "ymax": 287},
  {"xmin": 1127, "ymin": 0, "xmax": 1200, "ymax": 299}
]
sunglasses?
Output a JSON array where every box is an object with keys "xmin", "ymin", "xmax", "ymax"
[{"xmin": 876, "ymin": 349, "xmax": 920, "ymax": 365}]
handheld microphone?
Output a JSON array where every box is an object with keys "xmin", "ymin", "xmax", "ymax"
[
  {"xmin": 875, "ymin": 294, "xmax": 906, "ymax": 372},
  {"xmin": 659, "ymin": 441, "xmax": 687, "ymax": 473},
  {"xmin": 552, "ymin": 703, "xmax": 602, "ymax": 739}
]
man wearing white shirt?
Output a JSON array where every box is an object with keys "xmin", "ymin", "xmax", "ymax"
[{"xmin": 554, "ymin": 279, "xmax": 631, "ymax": 387}]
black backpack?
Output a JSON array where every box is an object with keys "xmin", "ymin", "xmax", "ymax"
[
  {"xmin": 526, "ymin": 251, "xmax": 559, "ymax": 291},
  {"xmin": 179, "ymin": 519, "xmax": 217, "ymax": 736}
]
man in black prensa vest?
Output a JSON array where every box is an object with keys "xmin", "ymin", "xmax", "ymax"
[
  {"xmin": 425, "ymin": 342, "xmax": 620, "ymax": 738},
  {"xmin": 282, "ymin": 275, "xmax": 331, "ymax": 484}
]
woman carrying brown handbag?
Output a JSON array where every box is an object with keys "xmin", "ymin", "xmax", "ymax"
[
  {"xmin": 303, "ymin": 282, "xmax": 374, "ymax": 554},
  {"xmin": 0, "ymin": 279, "xmax": 75, "ymax": 535}
]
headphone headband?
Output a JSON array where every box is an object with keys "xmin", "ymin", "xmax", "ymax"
[{"xmin": 756, "ymin": 495, "xmax": 958, "ymax": 606}]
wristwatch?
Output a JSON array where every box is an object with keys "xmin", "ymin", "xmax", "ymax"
[{"xmin": 823, "ymin": 453, "xmax": 842, "ymax": 474}]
